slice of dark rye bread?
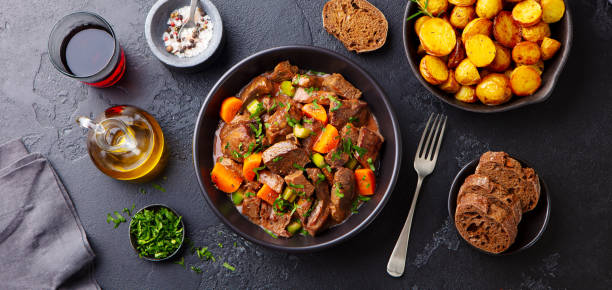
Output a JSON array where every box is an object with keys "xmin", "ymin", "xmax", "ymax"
[
  {"xmin": 455, "ymin": 192, "xmax": 519, "ymax": 254},
  {"xmin": 475, "ymin": 151, "xmax": 541, "ymax": 212},
  {"xmin": 457, "ymin": 174, "xmax": 522, "ymax": 225},
  {"xmin": 322, "ymin": 0, "xmax": 388, "ymax": 53}
]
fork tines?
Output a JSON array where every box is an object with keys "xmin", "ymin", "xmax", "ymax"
[{"xmin": 416, "ymin": 113, "xmax": 447, "ymax": 162}]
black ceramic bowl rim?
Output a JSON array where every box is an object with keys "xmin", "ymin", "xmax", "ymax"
[
  {"xmin": 128, "ymin": 204, "xmax": 185, "ymax": 261},
  {"xmin": 144, "ymin": 0, "xmax": 223, "ymax": 69},
  {"xmin": 402, "ymin": 2, "xmax": 573, "ymax": 113},
  {"xmin": 193, "ymin": 45, "xmax": 402, "ymax": 252},
  {"xmin": 448, "ymin": 157, "xmax": 551, "ymax": 255}
]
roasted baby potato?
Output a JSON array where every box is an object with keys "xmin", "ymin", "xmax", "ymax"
[
  {"xmin": 510, "ymin": 66, "xmax": 542, "ymax": 96},
  {"xmin": 541, "ymin": 0, "xmax": 565, "ymax": 23},
  {"xmin": 415, "ymin": 16, "xmax": 432, "ymax": 35},
  {"xmin": 462, "ymin": 18, "xmax": 493, "ymax": 43},
  {"xmin": 439, "ymin": 70, "xmax": 461, "ymax": 93},
  {"xmin": 449, "ymin": 0, "xmax": 476, "ymax": 6},
  {"xmin": 465, "ymin": 34, "xmax": 497, "ymax": 67},
  {"xmin": 420, "ymin": 55, "xmax": 449, "ymax": 85},
  {"xmin": 419, "ymin": 18, "xmax": 457, "ymax": 56},
  {"xmin": 447, "ymin": 36, "xmax": 467, "ymax": 69},
  {"xmin": 475, "ymin": 0, "xmax": 502, "ymax": 19},
  {"xmin": 512, "ymin": 0, "xmax": 542, "ymax": 27},
  {"xmin": 455, "ymin": 85, "xmax": 478, "ymax": 103},
  {"xmin": 455, "ymin": 59, "xmax": 481, "ymax": 85},
  {"xmin": 450, "ymin": 5, "xmax": 476, "ymax": 29},
  {"xmin": 420, "ymin": 0, "xmax": 449, "ymax": 16},
  {"xmin": 540, "ymin": 37, "xmax": 561, "ymax": 60},
  {"xmin": 493, "ymin": 11, "xmax": 522, "ymax": 48},
  {"xmin": 521, "ymin": 21, "xmax": 551, "ymax": 43},
  {"xmin": 518, "ymin": 61, "xmax": 544, "ymax": 75},
  {"xmin": 476, "ymin": 73, "xmax": 512, "ymax": 105},
  {"xmin": 487, "ymin": 43, "xmax": 511, "ymax": 72},
  {"xmin": 512, "ymin": 41, "xmax": 541, "ymax": 65}
]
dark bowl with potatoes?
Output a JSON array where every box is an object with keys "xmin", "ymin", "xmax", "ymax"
[{"xmin": 403, "ymin": 0, "xmax": 572, "ymax": 113}]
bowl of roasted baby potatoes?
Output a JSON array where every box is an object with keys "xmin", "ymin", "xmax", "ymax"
[{"xmin": 403, "ymin": 0, "xmax": 571, "ymax": 113}]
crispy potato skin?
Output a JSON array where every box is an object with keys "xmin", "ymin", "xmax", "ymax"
[
  {"xmin": 447, "ymin": 36, "xmax": 467, "ymax": 69},
  {"xmin": 493, "ymin": 11, "xmax": 522, "ymax": 48},
  {"xmin": 476, "ymin": 73, "xmax": 512, "ymax": 105},
  {"xmin": 415, "ymin": 16, "xmax": 432, "ymax": 35},
  {"xmin": 512, "ymin": 0, "xmax": 543, "ymax": 27},
  {"xmin": 540, "ymin": 37, "xmax": 561, "ymax": 60},
  {"xmin": 522, "ymin": 21, "xmax": 551, "ymax": 43},
  {"xmin": 455, "ymin": 59, "xmax": 481, "ymax": 85},
  {"xmin": 510, "ymin": 66, "xmax": 542, "ymax": 96},
  {"xmin": 462, "ymin": 18, "xmax": 493, "ymax": 44},
  {"xmin": 465, "ymin": 34, "xmax": 497, "ymax": 67},
  {"xmin": 450, "ymin": 6, "xmax": 476, "ymax": 29},
  {"xmin": 419, "ymin": 18, "xmax": 457, "ymax": 56},
  {"xmin": 439, "ymin": 70, "xmax": 461, "ymax": 93},
  {"xmin": 476, "ymin": 0, "xmax": 502, "ymax": 19},
  {"xmin": 541, "ymin": 0, "xmax": 565, "ymax": 23},
  {"xmin": 512, "ymin": 41, "xmax": 541, "ymax": 65},
  {"xmin": 455, "ymin": 85, "xmax": 478, "ymax": 103},
  {"xmin": 420, "ymin": 0, "xmax": 449, "ymax": 16},
  {"xmin": 486, "ymin": 43, "xmax": 511, "ymax": 72},
  {"xmin": 449, "ymin": 0, "xmax": 476, "ymax": 6},
  {"xmin": 420, "ymin": 55, "xmax": 449, "ymax": 85}
]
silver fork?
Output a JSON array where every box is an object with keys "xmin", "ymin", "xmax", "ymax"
[{"xmin": 387, "ymin": 113, "xmax": 448, "ymax": 277}]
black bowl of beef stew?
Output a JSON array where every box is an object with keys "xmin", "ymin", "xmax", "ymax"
[{"xmin": 193, "ymin": 46, "xmax": 402, "ymax": 252}]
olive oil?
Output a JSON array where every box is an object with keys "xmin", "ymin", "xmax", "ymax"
[{"xmin": 77, "ymin": 105, "xmax": 168, "ymax": 182}]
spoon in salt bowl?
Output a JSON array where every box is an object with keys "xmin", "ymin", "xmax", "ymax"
[{"xmin": 177, "ymin": 0, "xmax": 198, "ymax": 41}]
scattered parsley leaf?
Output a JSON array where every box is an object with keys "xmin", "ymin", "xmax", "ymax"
[
  {"xmin": 152, "ymin": 183, "xmax": 166, "ymax": 192},
  {"xmin": 175, "ymin": 257, "xmax": 185, "ymax": 268},
  {"xmin": 191, "ymin": 266, "xmax": 202, "ymax": 274},
  {"xmin": 223, "ymin": 262, "xmax": 236, "ymax": 272}
]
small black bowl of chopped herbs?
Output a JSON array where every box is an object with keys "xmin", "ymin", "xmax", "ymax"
[{"xmin": 129, "ymin": 204, "xmax": 185, "ymax": 261}]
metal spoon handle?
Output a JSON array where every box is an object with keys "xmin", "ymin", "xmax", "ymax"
[{"xmin": 188, "ymin": 0, "xmax": 198, "ymax": 22}]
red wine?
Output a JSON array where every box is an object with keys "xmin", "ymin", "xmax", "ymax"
[{"xmin": 60, "ymin": 25, "xmax": 115, "ymax": 77}]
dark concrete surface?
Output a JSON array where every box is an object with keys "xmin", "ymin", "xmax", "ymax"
[{"xmin": 1, "ymin": 0, "xmax": 611, "ymax": 289}]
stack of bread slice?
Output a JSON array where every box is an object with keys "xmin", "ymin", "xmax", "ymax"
[{"xmin": 455, "ymin": 151, "xmax": 541, "ymax": 254}]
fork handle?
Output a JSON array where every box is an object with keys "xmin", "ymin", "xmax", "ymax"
[{"xmin": 386, "ymin": 176, "xmax": 424, "ymax": 277}]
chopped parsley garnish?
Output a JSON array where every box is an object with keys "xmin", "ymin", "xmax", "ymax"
[
  {"xmin": 293, "ymin": 163, "xmax": 305, "ymax": 171},
  {"xmin": 232, "ymin": 150, "xmax": 242, "ymax": 159},
  {"xmin": 249, "ymin": 102, "xmax": 265, "ymax": 118},
  {"xmin": 245, "ymin": 191, "xmax": 255, "ymax": 197},
  {"xmin": 253, "ymin": 165, "xmax": 266, "ymax": 180},
  {"xmin": 316, "ymin": 173, "xmax": 325, "ymax": 185},
  {"xmin": 300, "ymin": 228, "xmax": 310, "ymax": 236},
  {"xmin": 122, "ymin": 204, "xmax": 135, "ymax": 216},
  {"xmin": 286, "ymin": 116, "xmax": 299, "ymax": 127},
  {"xmin": 196, "ymin": 247, "xmax": 215, "ymax": 261},
  {"xmin": 224, "ymin": 142, "xmax": 230, "ymax": 149},
  {"xmin": 303, "ymin": 118, "xmax": 313, "ymax": 124},
  {"xmin": 334, "ymin": 183, "xmax": 344, "ymax": 198},
  {"xmin": 351, "ymin": 196, "xmax": 372, "ymax": 213},
  {"xmin": 305, "ymin": 87, "xmax": 318, "ymax": 95},
  {"xmin": 218, "ymin": 243, "xmax": 223, "ymax": 248},
  {"xmin": 327, "ymin": 95, "xmax": 342, "ymax": 112},
  {"xmin": 139, "ymin": 188, "xmax": 147, "ymax": 195},
  {"xmin": 264, "ymin": 123, "xmax": 271, "ymax": 128},
  {"xmin": 238, "ymin": 142, "xmax": 244, "ymax": 151},
  {"xmin": 273, "ymin": 156, "xmax": 283, "ymax": 162},
  {"xmin": 367, "ymin": 158, "xmax": 375, "ymax": 171},
  {"xmin": 303, "ymin": 205, "xmax": 313, "ymax": 217},
  {"xmin": 152, "ymin": 183, "xmax": 166, "ymax": 192},
  {"xmin": 130, "ymin": 207, "xmax": 183, "ymax": 259},
  {"xmin": 348, "ymin": 116, "xmax": 359, "ymax": 123},
  {"xmin": 268, "ymin": 102, "xmax": 278, "ymax": 112},
  {"xmin": 292, "ymin": 74, "xmax": 301, "ymax": 85},
  {"xmin": 353, "ymin": 145, "xmax": 368, "ymax": 156},
  {"xmin": 191, "ymin": 266, "xmax": 202, "ymax": 274},
  {"xmin": 289, "ymin": 183, "xmax": 305, "ymax": 189},
  {"xmin": 342, "ymin": 138, "xmax": 352, "ymax": 154},
  {"xmin": 264, "ymin": 228, "xmax": 278, "ymax": 239},
  {"xmin": 312, "ymin": 99, "xmax": 320, "ymax": 109},
  {"xmin": 175, "ymin": 257, "xmax": 185, "ymax": 267},
  {"xmin": 106, "ymin": 211, "xmax": 126, "ymax": 228},
  {"xmin": 223, "ymin": 262, "xmax": 236, "ymax": 272}
]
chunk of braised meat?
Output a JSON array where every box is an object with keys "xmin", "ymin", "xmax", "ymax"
[
  {"xmin": 220, "ymin": 122, "xmax": 256, "ymax": 162},
  {"xmin": 330, "ymin": 167, "xmax": 356, "ymax": 223},
  {"xmin": 292, "ymin": 74, "xmax": 324, "ymax": 88},
  {"xmin": 305, "ymin": 199, "xmax": 331, "ymax": 236},
  {"xmin": 284, "ymin": 170, "xmax": 315, "ymax": 197},
  {"xmin": 295, "ymin": 197, "xmax": 314, "ymax": 225},
  {"xmin": 268, "ymin": 61, "xmax": 298, "ymax": 82},
  {"xmin": 321, "ymin": 167, "xmax": 334, "ymax": 183},
  {"xmin": 340, "ymin": 124, "xmax": 359, "ymax": 146},
  {"xmin": 300, "ymin": 118, "xmax": 324, "ymax": 154},
  {"xmin": 242, "ymin": 195, "xmax": 261, "ymax": 224},
  {"xmin": 262, "ymin": 141, "xmax": 310, "ymax": 176},
  {"xmin": 260, "ymin": 202, "xmax": 292, "ymax": 237},
  {"xmin": 264, "ymin": 100, "xmax": 303, "ymax": 144},
  {"xmin": 329, "ymin": 99, "xmax": 369, "ymax": 129},
  {"xmin": 325, "ymin": 143, "xmax": 350, "ymax": 168},
  {"xmin": 355, "ymin": 127, "xmax": 384, "ymax": 169},
  {"xmin": 293, "ymin": 87, "xmax": 334, "ymax": 105},
  {"xmin": 216, "ymin": 156, "xmax": 243, "ymax": 179},
  {"xmin": 258, "ymin": 170, "xmax": 284, "ymax": 193},
  {"xmin": 238, "ymin": 76, "xmax": 273, "ymax": 106},
  {"xmin": 242, "ymin": 181, "xmax": 262, "ymax": 193},
  {"xmin": 306, "ymin": 168, "xmax": 331, "ymax": 202},
  {"xmin": 322, "ymin": 73, "xmax": 362, "ymax": 99}
]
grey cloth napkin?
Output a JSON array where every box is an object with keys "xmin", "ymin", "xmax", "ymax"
[{"xmin": 0, "ymin": 139, "xmax": 99, "ymax": 290}]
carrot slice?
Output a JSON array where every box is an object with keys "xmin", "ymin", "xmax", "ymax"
[
  {"xmin": 257, "ymin": 184, "xmax": 279, "ymax": 205},
  {"xmin": 243, "ymin": 152, "xmax": 262, "ymax": 181},
  {"xmin": 301, "ymin": 103, "xmax": 328, "ymax": 124},
  {"xmin": 211, "ymin": 162, "xmax": 243, "ymax": 193},
  {"xmin": 355, "ymin": 168, "xmax": 376, "ymax": 196},
  {"xmin": 220, "ymin": 97, "xmax": 243, "ymax": 123},
  {"xmin": 312, "ymin": 124, "xmax": 340, "ymax": 154}
]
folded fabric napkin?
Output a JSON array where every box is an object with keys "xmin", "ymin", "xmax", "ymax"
[{"xmin": 0, "ymin": 139, "xmax": 99, "ymax": 290}]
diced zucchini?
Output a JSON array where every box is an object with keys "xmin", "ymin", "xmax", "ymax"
[
  {"xmin": 232, "ymin": 191, "xmax": 244, "ymax": 205},
  {"xmin": 280, "ymin": 81, "xmax": 296, "ymax": 97},
  {"xmin": 293, "ymin": 124, "xmax": 311, "ymax": 139},
  {"xmin": 282, "ymin": 187, "xmax": 297, "ymax": 203},
  {"xmin": 287, "ymin": 221, "xmax": 302, "ymax": 234},
  {"xmin": 312, "ymin": 153, "xmax": 326, "ymax": 169},
  {"xmin": 345, "ymin": 157, "xmax": 358, "ymax": 170},
  {"xmin": 246, "ymin": 100, "xmax": 263, "ymax": 117}
]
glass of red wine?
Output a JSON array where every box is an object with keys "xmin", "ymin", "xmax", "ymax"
[{"xmin": 48, "ymin": 12, "xmax": 126, "ymax": 88}]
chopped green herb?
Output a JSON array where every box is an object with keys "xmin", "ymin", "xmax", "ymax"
[
  {"xmin": 245, "ymin": 191, "xmax": 256, "ymax": 198},
  {"xmin": 218, "ymin": 243, "xmax": 223, "ymax": 248},
  {"xmin": 139, "ymin": 188, "xmax": 147, "ymax": 195},
  {"xmin": 264, "ymin": 123, "xmax": 271, "ymax": 128},
  {"xmin": 225, "ymin": 142, "xmax": 230, "ymax": 150},
  {"xmin": 286, "ymin": 116, "xmax": 299, "ymax": 128},
  {"xmin": 175, "ymin": 257, "xmax": 185, "ymax": 267},
  {"xmin": 353, "ymin": 145, "xmax": 368, "ymax": 156},
  {"xmin": 367, "ymin": 158, "xmax": 375, "ymax": 171},
  {"xmin": 232, "ymin": 150, "xmax": 242, "ymax": 159},
  {"xmin": 303, "ymin": 205, "xmax": 313, "ymax": 217},
  {"xmin": 122, "ymin": 207, "xmax": 131, "ymax": 216},
  {"xmin": 327, "ymin": 95, "xmax": 342, "ymax": 112},
  {"xmin": 273, "ymin": 156, "xmax": 283, "ymax": 162},
  {"xmin": 233, "ymin": 241, "xmax": 237, "ymax": 247},
  {"xmin": 292, "ymin": 163, "xmax": 305, "ymax": 171},
  {"xmin": 303, "ymin": 118, "xmax": 313, "ymax": 124},
  {"xmin": 268, "ymin": 102, "xmax": 278, "ymax": 112},
  {"xmin": 253, "ymin": 165, "xmax": 266, "ymax": 180},
  {"xmin": 223, "ymin": 262, "xmax": 236, "ymax": 272},
  {"xmin": 289, "ymin": 183, "xmax": 305, "ymax": 189},
  {"xmin": 130, "ymin": 207, "xmax": 183, "ymax": 259},
  {"xmin": 300, "ymin": 228, "xmax": 310, "ymax": 236},
  {"xmin": 331, "ymin": 150, "xmax": 341, "ymax": 161},
  {"xmin": 348, "ymin": 116, "xmax": 359, "ymax": 123},
  {"xmin": 342, "ymin": 138, "xmax": 352, "ymax": 154},
  {"xmin": 264, "ymin": 228, "xmax": 278, "ymax": 239},
  {"xmin": 152, "ymin": 183, "xmax": 166, "ymax": 192},
  {"xmin": 316, "ymin": 173, "xmax": 326, "ymax": 185},
  {"xmin": 196, "ymin": 247, "xmax": 215, "ymax": 261},
  {"xmin": 305, "ymin": 87, "xmax": 317, "ymax": 95},
  {"xmin": 106, "ymin": 211, "xmax": 127, "ymax": 228},
  {"xmin": 334, "ymin": 183, "xmax": 344, "ymax": 198},
  {"xmin": 191, "ymin": 266, "xmax": 202, "ymax": 274},
  {"xmin": 312, "ymin": 99, "xmax": 320, "ymax": 109}
]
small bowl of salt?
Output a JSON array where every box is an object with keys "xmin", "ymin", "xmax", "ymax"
[{"xmin": 145, "ymin": 0, "xmax": 223, "ymax": 72}]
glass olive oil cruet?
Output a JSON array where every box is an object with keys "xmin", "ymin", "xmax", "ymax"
[{"xmin": 76, "ymin": 105, "xmax": 168, "ymax": 182}]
